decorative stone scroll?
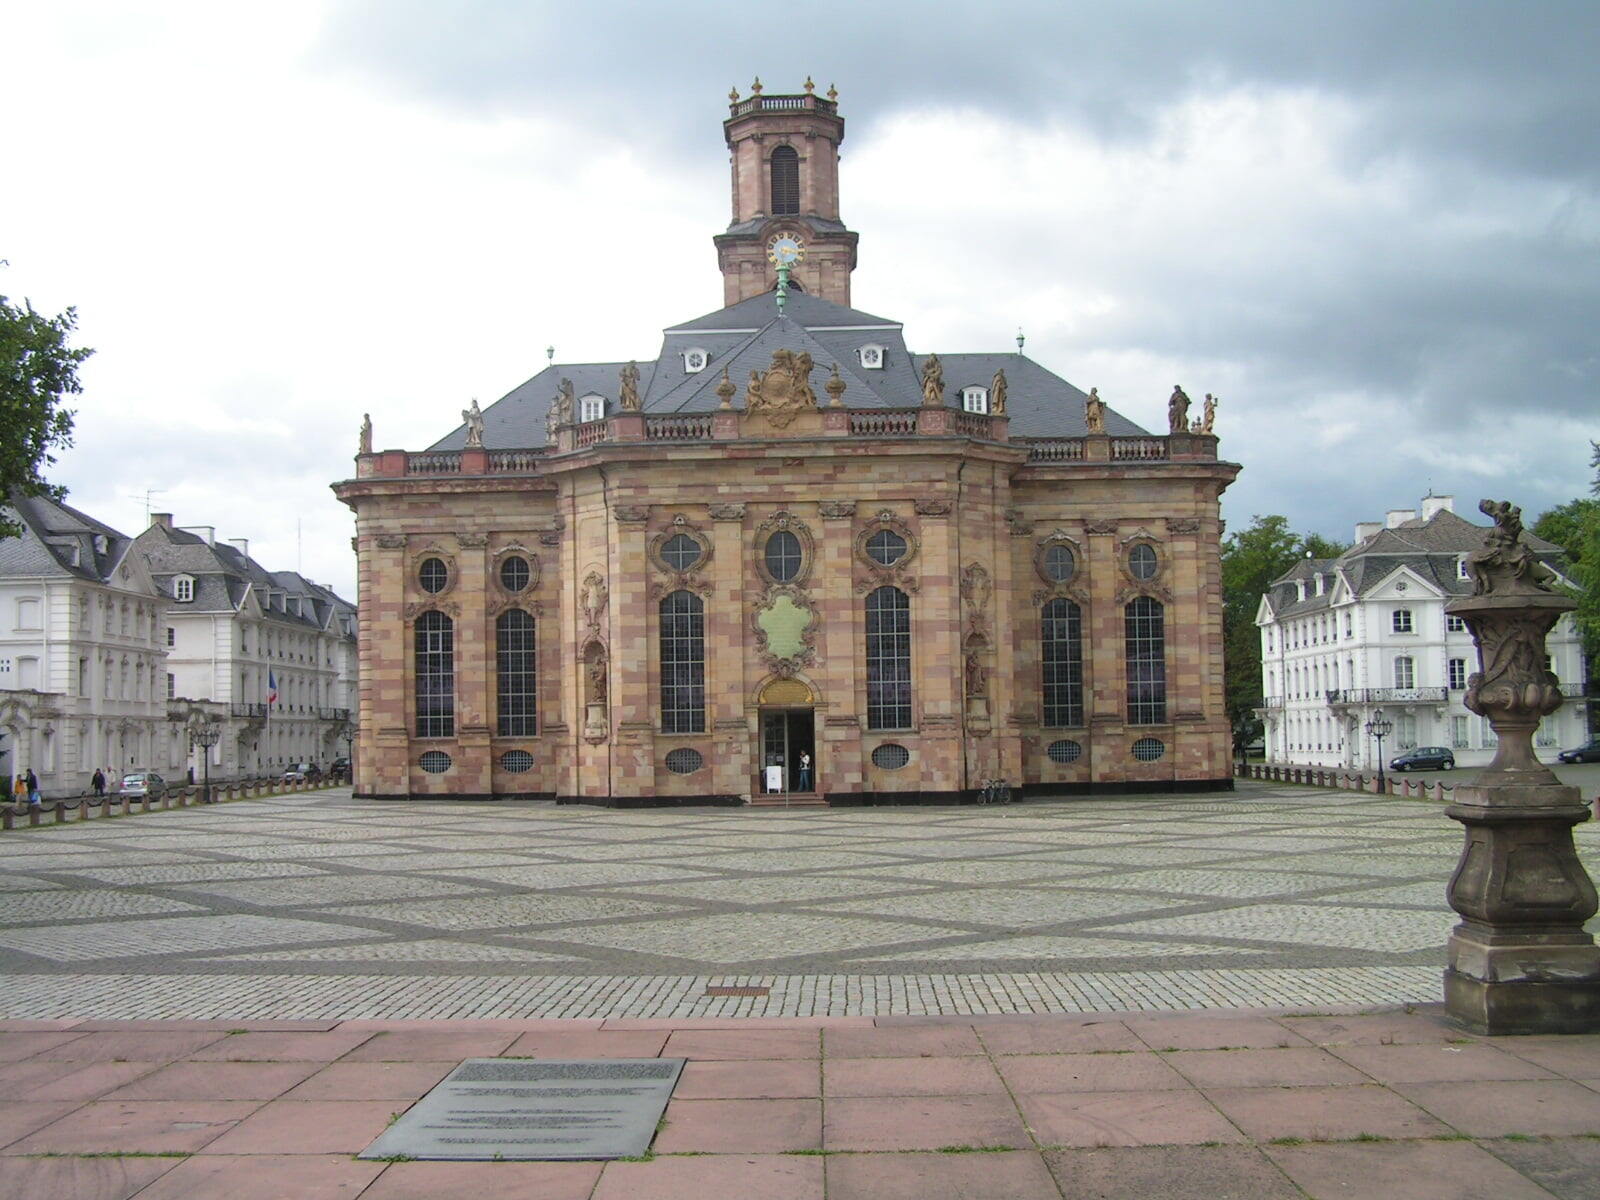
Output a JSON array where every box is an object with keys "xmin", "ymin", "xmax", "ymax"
[
  {"xmin": 744, "ymin": 349, "xmax": 818, "ymax": 428},
  {"xmin": 613, "ymin": 506, "xmax": 650, "ymax": 524},
  {"xmin": 914, "ymin": 498, "xmax": 951, "ymax": 517},
  {"xmin": 752, "ymin": 585, "xmax": 818, "ymax": 677},
  {"xmin": 375, "ymin": 534, "xmax": 408, "ymax": 550},
  {"xmin": 1167, "ymin": 518, "xmax": 1199, "ymax": 535},
  {"xmin": 1004, "ymin": 508, "xmax": 1032, "ymax": 537},
  {"xmin": 708, "ymin": 503, "xmax": 747, "ymax": 521},
  {"xmin": 456, "ymin": 533, "xmax": 489, "ymax": 548},
  {"xmin": 819, "ymin": 501, "xmax": 856, "ymax": 519},
  {"xmin": 1084, "ymin": 520, "xmax": 1117, "ymax": 536}
]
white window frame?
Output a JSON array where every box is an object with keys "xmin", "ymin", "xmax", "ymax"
[
  {"xmin": 578, "ymin": 394, "xmax": 606, "ymax": 423},
  {"xmin": 1448, "ymin": 658, "xmax": 1467, "ymax": 689},
  {"xmin": 858, "ymin": 344, "xmax": 885, "ymax": 370},
  {"xmin": 174, "ymin": 576, "xmax": 195, "ymax": 603},
  {"xmin": 1392, "ymin": 608, "xmax": 1413, "ymax": 633},
  {"xmin": 682, "ymin": 347, "xmax": 709, "ymax": 373},
  {"xmin": 1447, "ymin": 614, "xmax": 1466, "ymax": 632},
  {"xmin": 961, "ymin": 386, "xmax": 989, "ymax": 413},
  {"xmin": 1394, "ymin": 655, "xmax": 1415, "ymax": 689}
]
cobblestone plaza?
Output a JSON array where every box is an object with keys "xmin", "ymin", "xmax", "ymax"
[{"xmin": 6, "ymin": 781, "xmax": 1596, "ymax": 1020}]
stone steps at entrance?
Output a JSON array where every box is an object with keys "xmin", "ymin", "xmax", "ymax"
[{"xmin": 749, "ymin": 792, "xmax": 827, "ymax": 808}]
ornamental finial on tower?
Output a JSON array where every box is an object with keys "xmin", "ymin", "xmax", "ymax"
[
  {"xmin": 750, "ymin": 76, "xmax": 763, "ymax": 95},
  {"xmin": 827, "ymin": 82, "xmax": 838, "ymax": 101},
  {"xmin": 826, "ymin": 362, "xmax": 847, "ymax": 407},
  {"xmin": 729, "ymin": 85, "xmax": 740, "ymax": 102},
  {"xmin": 804, "ymin": 76, "xmax": 815, "ymax": 94},
  {"xmin": 716, "ymin": 366, "xmax": 735, "ymax": 410}
]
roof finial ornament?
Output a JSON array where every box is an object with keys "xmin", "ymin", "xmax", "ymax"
[
  {"xmin": 826, "ymin": 362, "xmax": 846, "ymax": 407},
  {"xmin": 803, "ymin": 76, "xmax": 815, "ymax": 94},
  {"xmin": 827, "ymin": 83, "xmax": 838, "ymax": 101},
  {"xmin": 1016, "ymin": 327, "xmax": 1025, "ymax": 352},
  {"xmin": 729, "ymin": 84, "xmax": 740, "ymax": 102},
  {"xmin": 750, "ymin": 76, "xmax": 763, "ymax": 95},
  {"xmin": 546, "ymin": 345, "xmax": 554, "ymax": 368},
  {"xmin": 716, "ymin": 367, "xmax": 735, "ymax": 410}
]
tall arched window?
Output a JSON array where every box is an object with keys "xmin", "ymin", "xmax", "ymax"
[
  {"xmin": 1041, "ymin": 599, "xmax": 1083, "ymax": 728},
  {"xmin": 496, "ymin": 610, "xmax": 537, "ymax": 737},
  {"xmin": 770, "ymin": 145, "xmax": 800, "ymax": 215},
  {"xmin": 659, "ymin": 590, "xmax": 705, "ymax": 733},
  {"xmin": 1125, "ymin": 597, "xmax": 1166, "ymax": 725},
  {"xmin": 415, "ymin": 611, "xmax": 455, "ymax": 737},
  {"xmin": 865, "ymin": 586, "xmax": 912, "ymax": 730}
]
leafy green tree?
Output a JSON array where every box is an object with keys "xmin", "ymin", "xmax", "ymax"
[
  {"xmin": 0, "ymin": 277, "xmax": 91, "ymax": 539},
  {"xmin": 1534, "ymin": 444, "xmax": 1600, "ymax": 664},
  {"xmin": 1221, "ymin": 514, "xmax": 1347, "ymax": 751}
]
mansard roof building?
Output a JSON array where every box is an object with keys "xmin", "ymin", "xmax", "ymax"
[
  {"xmin": 335, "ymin": 84, "xmax": 1240, "ymax": 804},
  {"xmin": 1255, "ymin": 495, "xmax": 1588, "ymax": 770}
]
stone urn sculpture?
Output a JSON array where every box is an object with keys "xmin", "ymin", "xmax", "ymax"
[{"xmin": 1443, "ymin": 500, "xmax": 1600, "ymax": 1034}]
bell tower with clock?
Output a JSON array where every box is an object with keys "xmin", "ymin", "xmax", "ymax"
[{"xmin": 714, "ymin": 78, "xmax": 860, "ymax": 307}]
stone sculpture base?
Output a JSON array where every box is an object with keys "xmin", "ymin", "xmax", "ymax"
[{"xmin": 1444, "ymin": 785, "xmax": 1600, "ymax": 1035}]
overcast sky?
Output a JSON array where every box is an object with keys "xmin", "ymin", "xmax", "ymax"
[{"xmin": 4, "ymin": 1, "xmax": 1598, "ymax": 600}]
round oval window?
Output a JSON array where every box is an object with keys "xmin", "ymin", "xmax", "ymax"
[
  {"xmin": 1046, "ymin": 739, "xmax": 1082, "ymax": 764},
  {"xmin": 419, "ymin": 750, "xmax": 452, "ymax": 773},
  {"xmin": 1042, "ymin": 544, "xmax": 1075, "ymax": 583},
  {"xmin": 665, "ymin": 747, "xmax": 704, "ymax": 774},
  {"xmin": 1132, "ymin": 737, "xmax": 1165, "ymax": 762},
  {"xmin": 871, "ymin": 743, "xmax": 910, "ymax": 770},
  {"xmin": 499, "ymin": 556, "xmax": 530, "ymax": 592},
  {"xmin": 764, "ymin": 530, "xmax": 803, "ymax": 582},
  {"xmin": 498, "ymin": 750, "xmax": 533, "ymax": 774},
  {"xmin": 661, "ymin": 533, "xmax": 702, "ymax": 571},
  {"xmin": 418, "ymin": 557, "xmax": 449, "ymax": 594},
  {"xmin": 866, "ymin": 529, "xmax": 908, "ymax": 566},
  {"xmin": 1128, "ymin": 544, "xmax": 1158, "ymax": 580}
]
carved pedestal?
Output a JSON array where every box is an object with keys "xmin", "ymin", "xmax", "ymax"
[{"xmin": 1444, "ymin": 590, "xmax": 1600, "ymax": 1034}]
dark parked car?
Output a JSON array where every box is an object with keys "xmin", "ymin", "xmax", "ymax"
[
  {"xmin": 1390, "ymin": 746, "xmax": 1456, "ymax": 772},
  {"xmin": 329, "ymin": 757, "xmax": 351, "ymax": 783},
  {"xmin": 1557, "ymin": 740, "xmax": 1600, "ymax": 764}
]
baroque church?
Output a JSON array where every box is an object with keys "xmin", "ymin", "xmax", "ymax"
[{"xmin": 335, "ymin": 82, "xmax": 1240, "ymax": 804}]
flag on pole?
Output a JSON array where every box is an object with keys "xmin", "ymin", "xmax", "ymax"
[{"xmin": 267, "ymin": 670, "xmax": 278, "ymax": 707}]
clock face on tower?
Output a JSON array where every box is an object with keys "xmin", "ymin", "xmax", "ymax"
[{"xmin": 767, "ymin": 233, "xmax": 806, "ymax": 267}]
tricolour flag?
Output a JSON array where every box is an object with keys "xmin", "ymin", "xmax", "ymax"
[{"xmin": 267, "ymin": 670, "xmax": 278, "ymax": 706}]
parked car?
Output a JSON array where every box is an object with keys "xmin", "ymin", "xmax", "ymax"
[
  {"xmin": 281, "ymin": 762, "xmax": 321, "ymax": 784},
  {"xmin": 1557, "ymin": 740, "xmax": 1600, "ymax": 764},
  {"xmin": 1389, "ymin": 747, "xmax": 1455, "ymax": 772},
  {"xmin": 118, "ymin": 772, "xmax": 168, "ymax": 798},
  {"xmin": 329, "ymin": 757, "xmax": 351, "ymax": 783}
]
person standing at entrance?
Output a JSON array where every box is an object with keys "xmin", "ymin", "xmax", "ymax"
[
  {"xmin": 92, "ymin": 768, "xmax": 106, "ymax": 797},
  {"xmin": 25, "ymin": 769, "xmax": 40, "ymax": 807},
  {"xmin": 797, "ymin": 752, "xmax": 812, "ymax": 792}
]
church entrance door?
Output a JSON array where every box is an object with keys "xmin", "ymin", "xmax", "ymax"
[{"xmin": 759, "ymin": 709, "xmax": 816, "ymax": 795}]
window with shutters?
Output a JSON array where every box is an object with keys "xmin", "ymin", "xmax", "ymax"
[{"xmin": 770, "ymin": 145, "xmax": 800, "ymax": 215}]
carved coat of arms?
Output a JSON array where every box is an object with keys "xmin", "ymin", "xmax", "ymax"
[{"xmin": 745, "ymin": 349, "xmax": 817, "ymax": 428}]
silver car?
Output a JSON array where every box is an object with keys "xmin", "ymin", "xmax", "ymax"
[{"xmin": 118, "ymin": 772, "xmax": 168, "ymax": 799}]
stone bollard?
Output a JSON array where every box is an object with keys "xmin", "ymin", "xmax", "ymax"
[
  {"xmin": 1442, "ymin": 498, "xmax": 1600, "ymax": 1035},
  {"xmin": 28, "ymin": 806, "xmax": 42, "ymax": 826}
]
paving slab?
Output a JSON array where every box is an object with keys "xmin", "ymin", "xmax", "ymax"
[
  {"xmin": 0, "ymin": 1152, "xmax": 181, "ymax": 1200},
  {"xmin": 1330, "ymin": 1041, "xmax": 1560, "ymax": 1083},
  {"xmin": 7, "ymin": 1099, "xmax": 261, "ymax": 1154},
  {"xmin": 998, "ymin": 1050, "xmax": 1191, "ymax": 1093},
  {"xmin": 824, "ymin": 1054, "xmax": 1007, "ymax": 1096},
  {"xmin": 1480, "ymin": 1136, "xmax": 1600, "ymax": 1200},
  {"xmin": 1043, "ymin": 1144, "xmax": 1303, "ymax": 1199},
  {"xmin": 824, "ymin": 1094, "xmax": 1031, "ymax": 1151},
  {"xmin": 1017, "ymin": 1088, "xmax": 1247, "ymax": 1148},
  {"xmin": 105, "ymin": 1059, "xmax": 323, "ymax": 1101},
  {"xmin": 653, "ymin": 1097, "xmax": 821, "ymax": 1153},
  {"xmin": 592, "ymin": 1154, "xmax": 823, "ymax": 1200},
  {"xmin": 363, "ymin": 1159, "xmax": 605, "ymax": 1200},
  {"xmin": 823, "ymin": 1023, "xmax": 983, "ymax": 1058},
  {"xmin": 283, "ymin": 1060, "xmax": 457, "ymax": 1101},
  {"xmin": 826, "ymin": 1149, "xmax": 1061, "ymax": 1199},
  {"xmin": 1393, "ymin": 1078, "xmax": 1600, "ymax": 1137},
  {"xmin": 1163, "ymin": 1046, "xmax": 1371, "ymax": 1087},
  {"xmin": 127, "ymin": 1153, "xmax": 385, "ymax": 1200},
  {"xmin": 1264, "ymin": 1138, "xmax": 1563, "ymax": 1200},
  {"xmin": 674, "ymin": 1057, "xmax": 821, "ymax": 1098},
  {"xmin": 183, "ymin": 1029, "xmax": 378, "ymax": 1061},
  {"xmin": 199, "ymin": 1099, "xmax": 400, "ymax": 1155}
]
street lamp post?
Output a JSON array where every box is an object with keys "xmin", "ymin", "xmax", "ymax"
[
  {"xmin": 192, "ymin": 723, "xmax": 221, "ymax": 804},
  {"xmin": 1365, "ymin": 710, "xmax": 1393, "ymax": 792}
]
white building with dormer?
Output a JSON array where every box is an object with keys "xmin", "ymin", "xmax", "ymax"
[{"xmin": 1255, "ymin": 495, "xmax": 1589, "ymax": 770}]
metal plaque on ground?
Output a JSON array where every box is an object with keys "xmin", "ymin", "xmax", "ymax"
[{"xmin": 358, "ymin": 1057, "xmax": 686, "ymax": 1161}]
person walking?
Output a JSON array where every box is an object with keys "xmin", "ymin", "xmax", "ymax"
[
  {"xmin": 11, "ymin": 775, "xmax": 26, "ymax": 808},
  {"xmin": 25, "ymin": 769, "xmax": 41, "ymax": 807},
  {"xmin": 797, "ymin": 751, "xmax": 812, "ymax": 792},
  {"xmin": 92, "ymin": 768, "xmax": 106, "ymax": 797}
]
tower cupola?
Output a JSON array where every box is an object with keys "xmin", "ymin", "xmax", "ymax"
[{"xmin": 714, "ymin": 79, "xmax": 860, "ymax": 307}]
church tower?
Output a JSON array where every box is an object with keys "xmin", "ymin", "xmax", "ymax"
[{"xmin": 714, "ymin": 79, "xmax": 860, "ymax": 307}]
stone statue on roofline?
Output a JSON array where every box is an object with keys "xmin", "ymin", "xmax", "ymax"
[
  {"xmin": 1468, "ymin": 499, "xmax": 1556, "ymax": 597},
  {"xmin": 619, "ymin": 361, "xmax": 641, "ymax": 412},
  {"xmin": 1168, "ymin": 385, "xmax": 1191, "ymax": 433},
  {"xmin": 358, "ymin": 412, "xmax": 372, "ymax": 455},
  {"xmin": 547, "ymin": 378, "xmax": 574, "ymax": 438},
  {"xmin": 1200, "ymin": 393, "xmax": 1217, "ymax": 434},
  {"xmin": 1084, "ymin": 387, "xmax": 1106, "ymax": 434},
  {"xmin": 920, "ymin": 354, "xmax": 944, "ymax": 407},
  {"xmin": 990, "ymin": 368, "xmax": 1007, "ymax": 414},
  {"xmin": 461, "ymin": 398, "xmax": 485, "ymax": 448}
]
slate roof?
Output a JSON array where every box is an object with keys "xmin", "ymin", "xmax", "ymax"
[
  {"xmin": 427, "ymin": 288, "xmax": 1151, "ymax": 451},
  {"xmin": 0, "ymin": 492, "xmax": 132, "ymax": 583},
  {"xmin": 1262, "ymin": 505, "xmax": 1567, "ymax": 619},
  {"xmin": 135, "ymin": 524, "xmax": 355, "ymax": 633}
]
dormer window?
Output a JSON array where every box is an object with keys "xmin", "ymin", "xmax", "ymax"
[
  {"xmin": 682, "ymin": 348, "xmax": 709, "ymax": 373},
  {"xmin": 1457, "ymin": 558, "xmax": 1470, "ymax": 580},
  {"xmin": 961, "ymin": 386, "xmax": 989, "ymax": 414},
  {"xmin": 174, "ymin": 576, "xmax": 195, "ymax": 603},
  {"xmin": 578, "ymin": 394, "xmax": 606, "ymax": 423},
  {"xmin": 858, "ymin": 344, "xmax": 885, "ymax": 370}
]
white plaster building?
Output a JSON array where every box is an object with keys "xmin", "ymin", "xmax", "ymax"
[
  {"xmin": 1256, "ymin": 495, "xmax": 1588, "ymax": 770},
  {"xmin": 0, "ymin": 495, "xmax": 178, "ymax": 794},
  {"xmin": 133, "ymin": 515, "xmax": 357, "ymax": 777}
]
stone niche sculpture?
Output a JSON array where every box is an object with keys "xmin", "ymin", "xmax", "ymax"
[{"xmin": 1442, "ymin": 498, "xmax": 1600, "ymax": 1034}]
